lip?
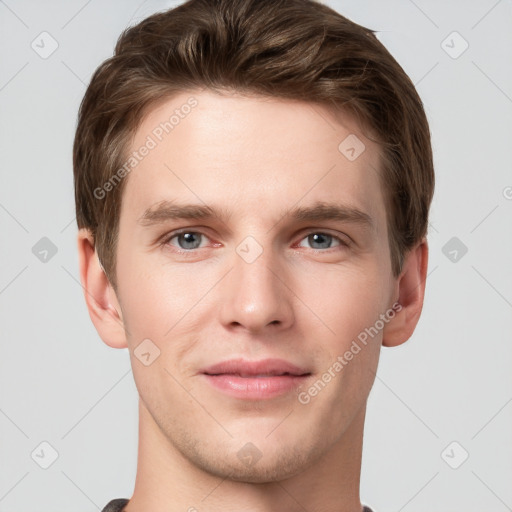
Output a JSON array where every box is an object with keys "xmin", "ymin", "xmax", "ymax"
[{"xmin": 201, "ymin": 358, "xmax": 311, "ymax": 400}]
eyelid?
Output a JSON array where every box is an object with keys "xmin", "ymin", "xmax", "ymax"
[
  {"xmin": 295, "ymin": 229, "xmax": 351, "ymax": 249},
  {"xmin": 160, "ymin": 227, "xmax": 351, "ymax": 253},
  {"xmin": 161, "ymin": 228, "xmax": 215, "ymax": 249}
]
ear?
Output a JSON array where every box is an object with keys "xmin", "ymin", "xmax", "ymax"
[
  {"xmin": 382, "ymin": 238, "xmax": 429, "ymax": 347},
  {"xmin": 77, "ymin": 228, "xmax": 127, "ymax": 349}
]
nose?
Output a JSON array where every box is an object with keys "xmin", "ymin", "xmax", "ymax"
[{"xmin": 218, "ymin": 243, "xmax": 295, "ymax": 334}]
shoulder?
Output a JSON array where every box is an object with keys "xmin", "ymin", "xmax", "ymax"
[{"xmin": 100, "ymin": 498, "xmax": 130, "ymax": 512}]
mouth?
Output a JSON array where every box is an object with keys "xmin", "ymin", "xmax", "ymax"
[{"xmin": 201, "ymin": 358, "xmax": 312, "ymax": 400}]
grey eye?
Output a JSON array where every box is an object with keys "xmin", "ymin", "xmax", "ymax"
[
  {"xmin": 173, "ymin": 232, "xmax": 203, "ymax": 250},
  {"xmin": 300, "ymin": 233, "xmax": 341, "ymax": 250}
]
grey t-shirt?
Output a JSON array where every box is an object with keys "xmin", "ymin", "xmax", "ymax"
[
  {"xmin": 101, "ymin": 499, "xmax": 129, "ymax": 512},
  {"xmin": 101, "ymin": 498, "xmax": 375, "ymax": 511}
]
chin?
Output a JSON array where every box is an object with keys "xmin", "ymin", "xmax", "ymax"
[{"xmin": 189, "ymin": 442, "xmax": 314, "ymax": 484}]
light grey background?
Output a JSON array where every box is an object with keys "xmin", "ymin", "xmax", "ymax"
[{"xmin": 1, "ymin": 0, "xmax": 511, "ymax": 511}]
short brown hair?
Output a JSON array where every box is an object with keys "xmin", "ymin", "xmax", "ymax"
[{"xmin": 73, "ymin": 0, "xmax": 434, "ymax": 288}]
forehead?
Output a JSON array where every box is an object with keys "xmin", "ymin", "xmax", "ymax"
[{"xmin": 120, "ymin": 89, "xmax": 386, "ymax": 231}]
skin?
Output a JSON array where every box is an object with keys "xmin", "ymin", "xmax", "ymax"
[{"xmin": 78, "ymin": 89, "xmax": 428, "ymax": 512}]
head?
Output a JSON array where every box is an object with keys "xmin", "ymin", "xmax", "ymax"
[{"xmin": 74, "ymin": 0, "xmax": 434, "ymax": 483}]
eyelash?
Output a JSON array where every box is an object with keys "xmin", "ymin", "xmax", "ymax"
[{"xmin": 160, "ymin": 229, "xmax": 350, "ymax": 255}]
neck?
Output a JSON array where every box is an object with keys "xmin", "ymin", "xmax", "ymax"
[{"xmin": 124, "ymin": 399, "xmax": 367, "ymax": 512}]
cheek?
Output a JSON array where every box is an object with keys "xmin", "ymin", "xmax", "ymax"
[
  {"xmin": 292, "ymin": 259, "xmax": 389, "ymax": 346},
  {"xmin": 294, "ymin": 264, "xmax": 385, "ymax": 410},
  {"xmin": 119, "ymin": 248, "xmax": 390, "ymax": 345},
  {"xmin": 118, "ymin": 266, "xmax": 201, "ymax": 398},
  {"xmin": 120, "ymin": 274, "xmax": 182, "ymax": 338},
  {"xmin": 117, "ymin": 253, "xmax": 215, "ymax": 355}
]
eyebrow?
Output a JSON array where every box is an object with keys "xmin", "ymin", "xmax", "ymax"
[{"xmin": 138, "ymin": 200, "xmax": 374, "ymax": 231}]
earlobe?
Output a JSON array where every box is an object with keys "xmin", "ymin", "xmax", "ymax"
[
  {"xmin": 382, "ymin": 238, "xmax": 429, "ymax": 347},
  {"xmin": 77, "ymin": 229, "xmax": 128, "ymax": 349}
]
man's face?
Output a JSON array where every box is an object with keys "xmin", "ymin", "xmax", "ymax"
[{"xmin": 114, "ymin": 89, "xmax": 398, "ymax": 481}]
